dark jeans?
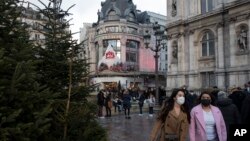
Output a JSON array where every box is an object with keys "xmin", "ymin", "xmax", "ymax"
[
  {"xmin": 149, "ymin": 107, "xmax": 153, "ymax": 114},
  {"xmin": 98, "ymin": 105, "xmax": 103, "ymax": 117},
  {"xmin": 118, "ymin": 105, "xmax": 122, "ymax": 112},
  {"xmin": 105, "ymin": 107, "xmax": 111, "ymax": 117},
  {"xmin": 139, "ymin": 105, "xmax": 143, "ymax": 114},
  {"xmin": 124, "ymin": 108, "xmax": 130, "ymax": 117},
  {"xmin": 114, "ymin": 106, "xmax": 117, "ymax": 112}
]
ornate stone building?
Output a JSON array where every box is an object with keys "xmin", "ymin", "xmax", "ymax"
[
  {"xmin": 19, "ymin": 5, "xmax": 46, "ymax": 46},
  {"xmin": 80, "ymin": 0, "xmax": 167, "ymax": 90},
  {"xmin": 166, "ymin": 0, "xmax": 250, "ymax": 94}
]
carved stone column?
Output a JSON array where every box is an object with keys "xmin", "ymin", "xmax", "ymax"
[
  {"xmin": 229, "ymin": 18, "xmax": 237, "ymax": 67},
  {"xmin": 217, "ymin": 23, "xmax": 225, "ymax": 69}
]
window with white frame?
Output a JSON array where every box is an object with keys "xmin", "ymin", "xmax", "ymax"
[
  {"xmin": 201, "ymin": 31, "xmax": 215, "ymax": 57},
  {"xmin": 201, "ymin": 0, "xmax": 213, "ymax": 14}
]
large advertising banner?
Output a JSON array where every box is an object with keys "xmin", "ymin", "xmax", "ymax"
[{"xmin": 98, "ymin": 44, "xmax": 122, "ymax": 72}]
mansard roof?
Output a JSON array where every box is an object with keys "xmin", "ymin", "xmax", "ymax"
[{"xmin": 97, "ymin": 0, "xmax": 149, "ymax": 24}]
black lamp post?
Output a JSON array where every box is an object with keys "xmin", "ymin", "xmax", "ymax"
[{"xmin": 143, "ymin": 22, "xmax": 167, "ymax": 105}]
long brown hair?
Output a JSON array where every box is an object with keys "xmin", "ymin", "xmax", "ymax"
[{"xmin": 157, "ymin": 88, "xmax": 191, "ymax": 123}]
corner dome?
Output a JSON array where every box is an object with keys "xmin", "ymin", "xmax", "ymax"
[{"xmin": 98, "ymin": 0, "xmax": 138, "ymax": 22}]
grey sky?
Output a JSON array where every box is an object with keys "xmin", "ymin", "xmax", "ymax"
[{"xmin": 27, "ymin": 0, "xmax": 166, "ymax": 41}]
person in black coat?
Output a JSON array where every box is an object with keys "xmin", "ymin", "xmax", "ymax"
[
  {"xmin": 105, "ymin": 93, "xmax": 112, "ymax": 117},
  {"xmin": 243, "ymin": 82, "xmax": 250, "ymax": 95},
  {"xmin": 241, "ymin": 94, "xmax": 250, "ymax": 124},
  {"xmin": 228, "ymin": 88, "xmax": 246, "ymax": 113},
  {"xmin": 138, "ymin": 91, "xmax": 146, "ymax": 115},
  {"xmin": 217, "ymin": 91, "xmax": 241, "ymax": 140},
  {"xmin": 122, "ymin": 89, "xmax": 132, "ymax": 119},
  {"xmin": 97, "ymin": 90, "xmax": 105, "ymax": 117}
]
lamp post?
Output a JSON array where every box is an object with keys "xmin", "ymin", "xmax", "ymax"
[{"xmin": 143, "ymin": 22, "xmax": 167, "ymax": 105}]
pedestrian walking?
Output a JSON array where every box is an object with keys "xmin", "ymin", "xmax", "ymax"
[
  {"xmin": 122, "ymin": 89, "xmax": 132, "ymax": 119},
  {"xmin": 138, "ymin": 90, "xmax": 146, "ymax": 115},
  {"xmin": 117, "ymin": 97, "xmax": 123, "ymax": 113},
  {"xmin": 113, "ymin": 96, "xmax": 118, "ymax": 113},
  {"xmin": 217, "ymin": 91, "xmax": 240, "ymax": 141},
  {"xmin": 97, "ymin": 90, "xmax": 105, "ymax": 117},
  {"xmin": 243, "ymin": 81, "xmax": 250, "ymax": 95},
  {"xmin": 189, "ymin": 90, "xmax": 227, "ymax": 141},
  {"xmin": 241, "ymin": 94, "xmax": 250, "ymax": 124},
  {"xmin": 147, "ymin": 93, "xmax": 155, "ymax": 117},
  {"xmin": 150, "ymin": 88, "xmax": 190, "ymax": 141},
  {"xmin": 105, "ymin": 93, "xmax": 112, "ymax": 117},
  {"xmin": 228, "ymin": 87, "xmax": 246, "ymax": 113}
]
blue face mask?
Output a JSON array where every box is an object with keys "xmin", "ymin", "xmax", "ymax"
[{"xmin": 247, "ymin": 87, "xmax": 250, "ymax": 92}]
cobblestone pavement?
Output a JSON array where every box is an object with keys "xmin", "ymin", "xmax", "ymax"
[{"xmin": 98, "ymin": 113, "xmax": 157, "ymax": 141}]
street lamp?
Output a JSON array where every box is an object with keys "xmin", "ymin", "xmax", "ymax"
[{"xmin": 143, "ymin": 22, "xmax": 167, "ymax": 105}]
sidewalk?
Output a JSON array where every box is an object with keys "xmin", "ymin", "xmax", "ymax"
[{"xmin": 98, "ymin": 113, "xmax": 157, "ymax": 141}]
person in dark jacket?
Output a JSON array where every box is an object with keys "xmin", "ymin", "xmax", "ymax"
[
  {"xmin": 217, "ymin": 91, "xmax": 241, "ymax": 140},
  {"xmin": 241, "ymin": 94, "xmax": 250, "ymax": 124},
  {"xmin": 138, "ymin": 90, "xmax": 146, "ymax": 115},
  {"xmin": 243, "ymin": 82, "xmax": 250, "ymax": 95},
  {"xmin": 105, "ymin": 93, "xmax": 112, "ymax": 117},
  {"xmin": 97, "ymin": 90, "xmax": 105, "ymax": 117},
  {"xmin": 228, "ymin": 88, "xmax": 246, "ymax": 113},
  {"xmin": 122, "ymin": 89, "xmax": 132, "ymax": 119}
]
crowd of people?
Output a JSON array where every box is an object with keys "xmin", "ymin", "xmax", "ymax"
[
  {"xmin": 96, "ymin": 81, "xmax": 250, "ymax": 141},
  {"xmin": 150, "ymin": 81, "xmax": 250, "ymax": 141},
  {"xmin": 96, "ymin": 87, "xmax": 163, "ymax": 119}
]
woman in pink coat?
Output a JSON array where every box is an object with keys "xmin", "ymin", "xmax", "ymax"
[{"xmin": 189, "ymin": 90, "xmax": 227, "ymax": 141}]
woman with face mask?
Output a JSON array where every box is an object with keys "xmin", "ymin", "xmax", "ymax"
[
  {"xmin": 150, "ymin": 88, "xmax": 190, "ymax": 141},
  {"xmin": 189, "ymin": 91, "xmax": 227, "ymax": 141}
]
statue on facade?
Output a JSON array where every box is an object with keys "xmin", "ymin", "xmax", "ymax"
[
  {"xmin": 171, "ymin": 0, "xmax": 177, "ymax": 17},
  {"xmin": 238, "ymin": 29, "xmax": 248, "ymax": 51},
  {"xmin": 172, "ymin": 43, "xmax": 178, "ymax": 59},
  {"xmin": 97, "ymin": 10, "xmax": 101, "ymax": 22}
]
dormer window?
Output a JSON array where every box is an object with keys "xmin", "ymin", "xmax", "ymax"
[
  {"xmin": 107, "ymin": 10, "xmax": 119, "ymax": 20},
  {"xmin": 127, "ymin": 12, "xmax": 135, "ymax": 22}
]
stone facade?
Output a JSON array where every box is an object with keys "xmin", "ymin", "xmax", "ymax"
[{"xmin": 166, "ymin": 0, "xmax": 250, "ymax": 94}]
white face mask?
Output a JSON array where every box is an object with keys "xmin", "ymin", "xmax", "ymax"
[
  {"xmin": 176, "ymin": 96, "xmax": 185, "ymax": 105},
  {"xmin": 247, "ymin": 87, "xmax": 250, "ymax": 92}
]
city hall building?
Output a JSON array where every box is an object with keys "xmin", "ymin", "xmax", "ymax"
[
  {"xmin": 79, "ymin": 0, "xmax": 167, "ymax": 90},
  {"xmin": 166, "ymin": 0, "xmax": 250, "ymax": 94}
]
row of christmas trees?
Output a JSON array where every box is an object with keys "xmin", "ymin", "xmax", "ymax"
[{"xmin": 0, "ymin": 0, "xmax": 107, "ymax": 140}]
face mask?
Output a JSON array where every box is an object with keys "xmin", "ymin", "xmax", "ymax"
[
  {"xmin": 201, "ymin": 99, "xmax": 211, "ymax": 106},
  {"xmin": 176, "ymin": 96, "xmax": 185, "ymax": 105},
  {"xmin": 247, "ymin": 87, "xmax": 250, "ymax": 92}
]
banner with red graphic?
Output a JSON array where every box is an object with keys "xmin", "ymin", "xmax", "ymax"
[{"xmin": 98, "ymin": 44, "xmax": 121, "ymax": 71}]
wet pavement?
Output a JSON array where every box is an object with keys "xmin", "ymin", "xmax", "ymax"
[{"xmin": 98, "ymin": 113, "xmax": 157, "ymax": 141}]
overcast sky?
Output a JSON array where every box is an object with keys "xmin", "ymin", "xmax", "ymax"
[{"xmin": 27, "ymin": 0, "xmax": 166, "ymax": 41}]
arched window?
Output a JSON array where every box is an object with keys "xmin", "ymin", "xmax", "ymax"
[
  {"xmin": 201, "ymin": 31, "xmax": 215, "ymax": 56},
  {"xmin": 127, "ymin": 12, "xmax": 135, "ymax": 22},
  {"xmin": 107, "ymin": 10, "xmax": 118, "ymax": 20}
]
